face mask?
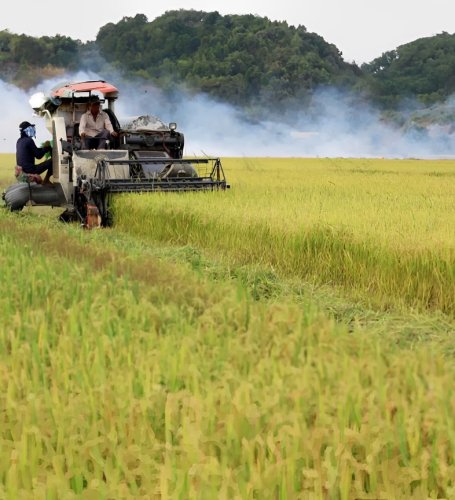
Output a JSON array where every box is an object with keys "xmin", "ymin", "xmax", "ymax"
[{"xmin": 24, "ymin": 126, "xmax": 36, "ymax": 138}]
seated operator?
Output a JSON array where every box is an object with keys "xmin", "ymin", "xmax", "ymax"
[
  {"xmin": 16, "ymin": 121, "xmax": 53, "ymax": 184},
  {"xmin": 79, "ymin": 96, "xmax": 118, "ymax": 149}
]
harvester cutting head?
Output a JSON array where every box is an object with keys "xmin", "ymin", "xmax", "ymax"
[{"xmin": 3, "ymin": 80, "xmax": 229, "ymax": 227}]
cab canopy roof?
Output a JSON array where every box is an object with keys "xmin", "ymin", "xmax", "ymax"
[{"xmin": 51, "ymin": 80, "xmax": 119, "ymax": 99}]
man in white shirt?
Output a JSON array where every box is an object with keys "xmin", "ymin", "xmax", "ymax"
[{"xmin": 79, "ymin": 96, "xmax": 118, "ymax": 149}]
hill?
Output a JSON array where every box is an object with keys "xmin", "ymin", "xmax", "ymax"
[
  {"xmin": 362, "ymin": 32, "xmax": 455, "ymax": 107},
  {"xmin": 0, "ymin": 11, "xmax": 454, "ymax": 115},
  {"xmin": 95, "ymin": 11, "xmax": 360, "ymax": 107}
]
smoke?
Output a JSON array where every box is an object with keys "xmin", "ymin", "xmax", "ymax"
[
  {"xmin": 0, "ymin": 70, "xmax": 103, "ymax": 153},
  {"xmin": 0, "ymin": 80, "xmax": 41, "ymax": 152},
  {"xmin": 2, "ymin": 71, "xmax": 455, "ymax": 158}
]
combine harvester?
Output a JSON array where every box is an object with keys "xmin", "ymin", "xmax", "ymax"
[{"xmin": 3, "ymin": 80, "xmax": 228, "ymax": 227}]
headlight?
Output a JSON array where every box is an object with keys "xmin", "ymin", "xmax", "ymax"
[
  {"xmin": 169, "ymin": 122, "xmax": 177, "ymax": 131},
  {"xmin": 29, "ymin": 92, "xmax": 48, "ymax": 111}
]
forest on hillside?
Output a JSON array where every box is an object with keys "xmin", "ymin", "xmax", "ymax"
[{"xmin": 0, "ymin": 9, "xmax": 454, "ymax": 114}]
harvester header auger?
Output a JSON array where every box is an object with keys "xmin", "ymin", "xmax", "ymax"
[{"xmin": 3, "ymin": 80, "xmax": 229, "ymax": 228}]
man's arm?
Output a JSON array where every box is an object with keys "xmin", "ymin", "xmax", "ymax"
[
  {"xmin": 79, "ymin": 114, "xmax": 87, "ymax": 136},
  {"xmin": 103, "ymin": 112, "xmax": 114, "ymax": 134},
  {"xmin": 32, "ymin": 139, "xmax": 48, "ymax": 160}
]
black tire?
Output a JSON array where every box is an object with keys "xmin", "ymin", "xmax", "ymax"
[
  {"xmin": 3, "ymin": 182, "xmax": 65, "ymax": 211},
  {"xmin": 28, "ymin": 184, "xmax": 63, "ymax": 205},
  {"xmin": 3, "ymin": 183, "xmax": 31, "ymax": 211}
]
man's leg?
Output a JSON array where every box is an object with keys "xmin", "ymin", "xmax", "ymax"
[
  {"xmin": 82, "ymin": 136, "xmax": 96, "ymax": 149},
  {"xmin": 34, "ymin": 159, "xmax": 53, "ymax": 183},
  {"xmin": 94, "ymin": 129, "xmax": 111, "ymax": 149}
]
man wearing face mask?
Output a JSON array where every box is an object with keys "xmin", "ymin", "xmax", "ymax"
[{"xmin": 16, "ymin": 121, "xmax": 53, "ymax": 184}]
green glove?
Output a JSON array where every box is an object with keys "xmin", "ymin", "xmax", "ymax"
[{"xmin": 41, "ymin": 140, "xmax": 53, "ymax": 159}]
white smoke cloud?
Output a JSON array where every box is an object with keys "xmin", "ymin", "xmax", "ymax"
[
  {"xmin": 109, "ymin": 79, "xmax": 455, "ymax": 158},
  {"xmin": 0, "ymin": 80, "xmax": 44, "ymax": 152},
  {"xmin": 2, "ymin": 72, "xmax": 455, "ymax": 158},
  {"xmin": 0, "ymin": 71, "xmax": 103, "ymax": 153}
]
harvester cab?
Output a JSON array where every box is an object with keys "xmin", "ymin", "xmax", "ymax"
[{"xmin": 3, "ymin": 80, "xmax": 228, "ymax": 227}]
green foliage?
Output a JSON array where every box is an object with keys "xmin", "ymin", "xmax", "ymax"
[
  {"xmin": 41, "ymin": 34, "xmax": 81, "ymax": 68},
  {"xmin": 95, "ymin": 10, "xmax": 359, "ymax": 106},
  {"xmin": 0, "ymin": 29, "xmax": 81, "ymax": 75},
  {"xmin": 1, "ymin": 16, "xmax": 455, "ymax": 113},
  {"xmin": 362, "ymin": 32, "xmax": 455, "ymax": 107}
]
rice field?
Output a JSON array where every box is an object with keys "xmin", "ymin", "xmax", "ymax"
[
  {"xmin": 114, "ymin": 158, "xmax": 455, "ymax": 314},
  {"xmin": 1, "ymin": 154, "xmax": 455, "ymax": 498}
]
